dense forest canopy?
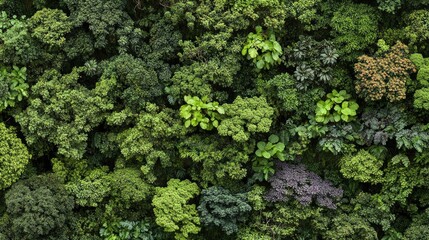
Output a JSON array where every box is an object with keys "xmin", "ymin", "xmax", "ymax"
[{"xmin": 1, "ymin": 0, "xmax": 429, "ymax": 239}]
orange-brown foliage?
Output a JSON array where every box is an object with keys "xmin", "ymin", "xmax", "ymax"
[{"xmin": 354, "ymin": 42, "xmax": 416, "ymax": 102}]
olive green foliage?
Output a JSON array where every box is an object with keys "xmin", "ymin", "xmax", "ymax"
[
  {"xmin": 0, "ymin": 12, "xmax": 37, "ymax": 65},
  {"xmin": 152, "ymin": 179, "xmax": 201, "ymax": 240},
  {"xmin": 257, "ymin": 73, "xmax": 299, "ymax": 112},
  {"xmin": 198, "ymin": 187, "xmax": 251, "ymax": 235},
  {"xmin": 315, "ymin": 90, "xmax": 359, "ymax": 123},
  {"xmin": 15, "ymin": 68, "xmax": 114, "ymax": 160},
  {"xmin": 324, "ymin": 213, "xmax": 378, "ymax": 240},
  {"xmin": 116, "ymin": 104, "xmax": 186, "ymax": 183},
  {"xmin": 2, "ymin": 174, "xmax": 74, "ymax": 240},
  {"xmin": 340, "ymin": 150, "xmax": 383, "ymax": 183},
  {"xmin": 253, "ymin": 134, "xmax": 286, "ymax": 181},
  {"xmin": 377, "ymin": 0, "xmax": 402, "ymax": 13},
  {"xmin": 330, "ymin": 3, "xmax": 378, "ymax": 60},
  {"xmin": 0, "ymin": 66, "xmax": 28, "ymax": 111},
  {"xmin": 0, "ymin": 122, "xmax": 30, "ymax": 190},
  {"xmin": 405, "ymin": 10, "xmax": 429, "ymax": 50},
  {"xmin": 217, "ymin": 96, "xmax": 274, "ymax": 142},
  {"xmin": 2, "ymin": 1, "xmax": 429, "ymax": 239},
  {"xmin": 179, "ymin": 96, "xmax": 224, "ymax": 130},
  {"xmin": 29, "ymin": 8, "xmax": 72, "ymax": 47},
  {"xmin": 242, "ymin": 26, "xmax": 283, "ymax": 70},
  {"xmin": 178, "ymin": 135, "xmax": 251, "ymax": 187}
]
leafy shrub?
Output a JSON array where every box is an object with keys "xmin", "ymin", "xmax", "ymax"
[
  {"xmin": 0, "ymin": 122, "xmax": 31, "ymax": 190},
  {"xmin": 29, "ymin": 8, "xmax": 72, "ymax": 47},
  {"xmin": 266, "ymin": 162, "xmax": 343, "ymax": 209},
  {"xmin": 253, "ymin": 134, "xmax": 286, "ymax": 181},
  {"xmin": 242, "ymin": 26, "xmax": 282, "ymax": 70},
  {"xmin": 198, "ymin": 187, "xmax": 251, "ymax": 235},
  {"xmin": 152, "ymin": 179, "xmax": 201, "ymax": 240},
  {"xmin": 340, "ymin": 150, "xmax": 383, "ymax": 183},
  {"xmin": 179, "ymin": 95, "xmax": 224, "ymax": 130},
  {"xmin": 217, "ymin": 96, "xmax": 274, "ymax": 142},
  {"xmin": 99, "ymin": 220, "xmax": 155, "ymax": 240},
  {"xmin": 287, "ymin": 36, "xmax": 338, "ymax": 90},
  {"xmin": 330, "ymin": 3, "xmax": 378, "ymax": 60},
  {"xmin": 315, "ymin": 89, "xmax": 359, "ymax": 124},
  {"xmin": 354, "ymin": 42, "xmax": 416, "ymax": 102},
  {"xmin": 3, "ymin": 174, "xmax": 74, "ymax": 240},
  {"xmin": 0, "ymin": 66, "xmax": 28, "ymax": 111}
]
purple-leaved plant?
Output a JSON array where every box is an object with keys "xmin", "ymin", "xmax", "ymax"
[{"xmin": 265, "ymin": 162, "xmax": 343, "ymax": 209}]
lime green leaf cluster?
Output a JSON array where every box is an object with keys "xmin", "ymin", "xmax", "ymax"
[
  {"xmin": 253, "ymin": 134, "xmax": 286, "ymax": 181},
  {"xmin": 179, "ymin": 96, "xmax": 224, "ymax": 130},
  {"xmin": 29, "ymin": 8, "xmax": 72, "ymax": 47},
  {"xmin": 315, "ymin": 90, "xmax": 359, "ymax": 123},
  {"xmin": 0, "ymin": 123, "xmax": 31, "ymax": 190},
  {"xmin": 340, "ymin": 150, "xmax": 383, "ymax": 183},
  {"xmin": 217, "ymin": 96, "xmax": 274, "ymax": 142},
  {"xmin": 0, "ymin": 66, "xmax": 28, "ymax": 111},
  {"xmin": 242, "ymin": 26, "xmax": 282, "ymax": 70},
  {"xmin": 152, "ymin": 179, "xmax": 200, "ymax": 240}
]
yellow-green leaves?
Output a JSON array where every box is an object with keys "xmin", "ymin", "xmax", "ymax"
[
  {"xmin": 315, "ymin": 90, "xmax": 359, "ymax": 124},
  {"xmin": 179, "ymin": 95, "xmax": 224, "ymax": 130},
  {"xmin": 152, "ymin": 179, "xmax": 200, "ymax": 240},
  {"xmin": 242, "ymin": 26, "xmax": 283, "ymax": 70},
  {"xmin": 0, "ymin": 66, "xmax": 28, "ymax": 112},
  {"xmin": 29, "ymin": 8, "xmax": 72, "ymax": 47},
  {"xmin": 0, "ymin": 122, "xmax": 31, "ymax": 190}
]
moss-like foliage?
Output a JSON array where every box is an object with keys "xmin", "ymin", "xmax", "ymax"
[
  {"xmin": 2, "ymin": 174, "xmax": 74, "ymax": 240},
  {"xmin": 340, "ymin": 150, "xmax": 383, "ymax": 183},
  {"xmin": 152, "ymin": 179, "xmax": 201, "ymax": 240},
  {"xmin": 0, "ymin": 122, "xmax": 31, "ymax": 190},
  {"xmin": 217, "ymin": 96, "xmax": 274, "ymax": 142}
]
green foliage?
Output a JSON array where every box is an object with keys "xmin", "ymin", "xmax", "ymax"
[
  {"xmin": 198, "ymin": 187, "xmax": 251, "ymax": 235},
  {"xmin": 2, "ymin": 1, "xmax": 429, "ymax": 239},
  {"xmin": 404, "ymin": 208, "xmax": 429, "ymax": 239},
  {"xmin": 253, "ymin": 134, "xmax": 286, "ymax": 181},
  {"xmin": 340, "ymin": 150, "xmax": 383, "ymax": 183},
  {"xmin": 0, "ymin": 66, "xmax": 28, "ymax": 111},
  {"xmin": 287, "ymin": 36, "xmax": 339, "ymax": 90},
  {"xmin": 29, "ymin": 8, "xmax": 72, "ymax": 47},
  {"xmin": 66, "ymin": 168, "xmax": 110, "ymax": 207},
  {"xmin": 256, "ymin": 73, "xmax": 299, "ymax": 112},
  {"xmin": 324, "ymin": 213, "xmax": 378, "ymax": 240},
  {"xmin": 0, "ymin": 122, "xmax": 30, "ymax": 190},
  {"xmin": 242, "ymin": 26, "xmax": 282, "ymax": 70},
  {"xmin": 330, "ymin": 3, "xmax": 378, "ymax": 60},
  {"xmin": 178, "ymin": 135, "xmax": 251, "ymax": 187},
  {"xmin": 414, "ymin": 87, "xmax": 429, "ymax": 110},
  {"xmin": 15, "ymin": 68, "xmax": 114, "ymax": 160},
  {"xmin": 405, "ymin": 10, "xmax": 429, "ymax": 50},
  {"xmin": 377, "ymin": 0, "xmax": 402, "ymax": 13},
  {"xmin": 315, "ymin": 90, "xmax": 359, "ymax": 124},
  {"xmin": 99, "ymin": 220, "xmax": 155, "ymax": 240},
  {"xmin": 0, "ymin": 11, "xmax": 37, "ymax": 65},
  {"xmin": 116, "ymin": 103, "xmax": 186, "ymax": 183},
  {"xmin": 217, "ymin": 96, "xmax": 274, "ymax": 142},
  {"xmin": 179, "ymin": 96, "xmax": 224, "ymax": 130},
  {"xmin": 152, "ymin": 179, "xmax": 201, "ymax": 240},
  {"xmin": 3, "ymin": 174, "xmax": 74, "ymax": 240}
]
